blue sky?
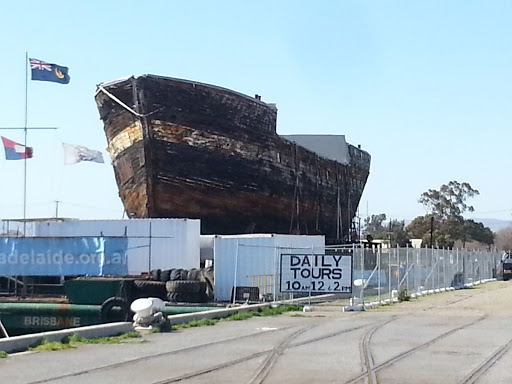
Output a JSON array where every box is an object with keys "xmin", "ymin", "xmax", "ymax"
[{"xmin": 0, "ymin": 1, "xmax": 511, "ymax": 224}]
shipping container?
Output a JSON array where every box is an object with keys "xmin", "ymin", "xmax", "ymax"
[
  {"xmin": 213, "ymin": 234, "xmax": 325, "ymax": 302},
  {"xmin": 33, "ymin": 219, "xmax": 200, "ymax": 274}
]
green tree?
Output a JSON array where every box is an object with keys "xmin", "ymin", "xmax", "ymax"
[
  {"xmin": 365, "ymin": 215, "xmax": 410, "ymax": 247},
  {"xmin": 462, "ymin": 219, "xmax": 494, "ymax": 247},
  {"xmin": 364, "ymin": 214, "xmax": 387, "ymax": 235},
  {"xmin": 418, "ymin": 181, "xmax": 479, "ymax": 220},
  {"xmin": 407, "ymin": 215, "xmax": 431, "ymax": 239},
  {"xmin": 421, "ymin": 230, "xmax": 454, "ymax": 249},
  {"xmin": 409, "ymin": 181, "xmax": 493, "ymax": 249},
  {"xmin": 387, "ymin": 219, "xmax": 410, "ymax": 247}
]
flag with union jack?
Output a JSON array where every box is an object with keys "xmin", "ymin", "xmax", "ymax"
[{"xmin": 29, "ymin": 58, "xmax": 70, "ymax": 84}]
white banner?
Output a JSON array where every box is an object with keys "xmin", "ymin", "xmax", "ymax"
[{"xmin": 280, "ymin": 254, "xmax": 352, "ymax": 294}]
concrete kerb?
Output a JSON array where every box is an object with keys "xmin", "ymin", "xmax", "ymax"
[
  {"xmin": 165, "ymin": 294, "xmax": 337, "ymax": 326},
  {"xmin": 0, "ymin": 322, "xmax": 134, "ymax": 354},
  {"xmin": 166, "ymin": 303, "xmax": 272, "ymax": 325}
]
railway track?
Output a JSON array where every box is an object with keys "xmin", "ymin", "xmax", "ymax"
[
  {"xmin": 29, "ymin": 315, "xmax": 495, "ymax": 384},
  {"xmin": 459, "ymin": 337, "xmax": 512, "ymax": 384},
  {"xmin": 344, "ymin": 315, "xmax": 487, "ymax": 384},
  {"xmin": 20, "ymin": 283, "xmax": 512, "ymax": 384},
  {"xmin": 27, "ymin": 326, "xmax": 295, "ymax": 384},
  {"xmin": 27, "ymin": 319, "xmax": 375, "ymax": 384}
]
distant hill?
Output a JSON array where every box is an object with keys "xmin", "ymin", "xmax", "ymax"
[{"xmin": 474, "ymin": 218, "xmax": 512, "ymax": 232}]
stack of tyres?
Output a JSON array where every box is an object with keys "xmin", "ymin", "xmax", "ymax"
[
  {"xmin": 134, "ymin": 269, "xmax": 167, "ymax": 301},
  {"xmin": 166, "ymin": 281, "xmax": 208, "ymax": 303},
  {"xmin": 140, "ymin": 267, "xmax": 215, "ymax": 303}
]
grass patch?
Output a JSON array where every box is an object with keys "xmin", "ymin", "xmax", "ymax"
[
  {"xmin": 398, "ymin": 287, "xmax": 411, "ymax": 302},
  {"xmin": 0, "ymin": 351, "xmax": 8, "ymax": 358},
  {"xmin": 224, "ymin": 312, "xmax": 254, "ymax": 321},
  {"xmin": 30, "ymin": 338, "xmax": 76, "ymax": 352},
  {"xmin": 29, "ymin": 331, "xmax": 143, "ymax": 352},
  {"xmin": 171, "ymin": 304, "xmax": 303, "ymax": 331},
  {"xmin": 259, "ymin": 304, "xmax": 302, "ymax": 316},
  {"xmin": 172, "ymin": 318, "xmax": 219, "ymax": 330}
]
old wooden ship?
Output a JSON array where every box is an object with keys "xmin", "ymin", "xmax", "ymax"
[{"xmin": 95, "ymin": 75, "xmax": 371, "ymax": 242}]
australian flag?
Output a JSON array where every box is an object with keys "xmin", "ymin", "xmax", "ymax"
[
  {"xmin": 1, "ymin": 136, "xmax": 33, "ymax": 160},
  {"xmin": 29, "ymin": 58, "xmax": 70, "ymax": 84}
]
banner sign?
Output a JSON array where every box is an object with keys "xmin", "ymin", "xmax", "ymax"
[
  {"xmin": 0, "ymin": 237, "xmax": 128, "ymax": 276},
  {"xmin": 280, "ymin": 254, "xmax": 352, "ymax": 294}
]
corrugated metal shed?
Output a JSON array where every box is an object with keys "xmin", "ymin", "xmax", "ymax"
[
  {"xmin": 33, "ymin": 219, "xmax": 200, "ymax": 274},
  {"xmin": 213, "ymin": 234, "xmax": 325, "ymax": 302}
]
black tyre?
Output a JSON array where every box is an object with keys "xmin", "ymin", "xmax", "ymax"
[
  {"xmin": 160, "ymin": 269, "xmax": 172, "ymax": 282},
  {"xmin": 134, "ymin": 280, "xmax": 167, "ymax": 300},
  {"xmin": 100, "ymin": 297, "xmax": 130, "ymax": 323},
  {"xmin": 200, "ymin": 267, "xmax": 214, "ymax": 283},
  {"xmin": 187, "ymin": 268, "xmax": 201, "ymax": 281},
  {"xmin": 167, "ymin": 291, "xmax": 208, "ymax": 303},
  {"xmin": 200, "ymin": 267, "xmax": 215, "ymax": 300},
  {"xmin": 150, "ymin": 269, "xmax": 161, "ymax": 281},
  {"xmin": 170, "ymin": 268, "xmax": 186, "ymax": 281},
  {"xmin": 166, "ymin": 280, "xmax": 206, "ymax": 293}
]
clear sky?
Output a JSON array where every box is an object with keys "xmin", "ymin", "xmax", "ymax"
[{"xmin": 0, "ymin": 1, "xmax": 511, "ymax": 224}]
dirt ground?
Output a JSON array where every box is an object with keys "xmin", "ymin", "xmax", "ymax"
[{"xmin": 367, "ymin": 280, "xmax": 512, "ymax": 315}]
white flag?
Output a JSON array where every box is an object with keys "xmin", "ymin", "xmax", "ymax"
[{"xmin": 63, "ymin": 143, "xmax": 105, "ymax": 165}]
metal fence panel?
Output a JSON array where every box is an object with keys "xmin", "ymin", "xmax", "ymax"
[{"xmin": 354, "ymin": 246, "xmax": 502, "ymax": 305}]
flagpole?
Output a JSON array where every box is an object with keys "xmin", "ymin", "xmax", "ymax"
[{"xmin": 23, "ymin": 52, "xmax": 28, "ymax": 236}]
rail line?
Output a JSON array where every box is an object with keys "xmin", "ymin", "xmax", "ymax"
[
  {"xmin": 459, "ymin": 337, "xmax": 512, "ymax": 384},
  {"xmin": 152, "ymin": 327, "xmax": 312, "ymax": 384},
  {"xmin": 153, "ymin": 323, "xmax": 377, "ymax": 384},
  {"xmin": 28, "ymin": 319, "xmax": 376, "ymax": 384},
  {"xmin": 27, "ymin": 326, "xmax": 295, "ymax": 384},
  {"xmin": 344, "ymin": 315, "xmax": 488, "ymax": 384},
  {"xmin": 358, "ymin": 318, "xmax": 397, "ymax": 384},
  {"xmin": 242, "ymin": 327, "xmax": 309, "ymax": 384}
]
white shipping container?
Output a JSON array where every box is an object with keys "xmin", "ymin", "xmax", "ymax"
[
  {"xmin": 33, "ymin": 219, "xmax": 200, "ymax": 274},
  {"xmin": 213, "ymin": 234, "xmax": 325, "ymax": 302}
]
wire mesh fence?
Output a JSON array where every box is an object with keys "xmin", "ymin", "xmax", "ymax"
[
  {"xmin": 349, "ymin": 246, "xmax": 502, "ymax": 305},
  {"xmin": 229, "ymin": 242, "xmax": 502, "ymax": 305}
]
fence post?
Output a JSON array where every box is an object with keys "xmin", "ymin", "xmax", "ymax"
[
  {"xmin": 148, "ymin": 222, "xmax": 152, "ymax": 273},
  {"xmin": 397, "ymin": 245, "xmax": 400, "ymax": 294},
  {"xmin": 406, "ymin": 244, "xmax": 409, "ymax": 292},
  {"xmin": 442, "ymin": 248, "xmax": 446, "ymax": 289},
  {"xmin": 388, "ymin": 249, "xmax": 392, "ymax": 301},
  {"xmin": 431, "ymin": 246, "xmax": 434, "ymax": 291},
  {"xmin": 377, "ymin": 247, "xmax": 381, "ymax": 303},
  {"xmin": 232, "ymin": 239, "xmax": 239, "ymax": 305},
  {"xmin": 361, "ymin": 245, "xmax": 365, "ymax": 306},
  {"xmin": 462, "ymin": 250, "xmax": 466, "ymax": 285}
]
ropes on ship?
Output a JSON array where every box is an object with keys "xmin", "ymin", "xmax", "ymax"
[{"xmin": 97, "ymin": 84, "xmax": 164, "ymax": 118}]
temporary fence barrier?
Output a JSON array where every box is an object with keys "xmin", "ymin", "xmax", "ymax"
[{"xmin": 341, "ymin": 245, "xmax": 503, "ymax": 307}]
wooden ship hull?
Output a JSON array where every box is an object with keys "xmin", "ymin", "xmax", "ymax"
[{"xmin": 95, "ymin": 75, "xmax": 371, "ymax": 242}]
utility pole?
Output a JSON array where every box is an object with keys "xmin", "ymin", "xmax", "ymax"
[
  {"xmin": 55, "ymin": 200, "xmax": 60, "ymax": 219},
  {"xmin": 430, "ymin": 216, "xmax": 434, "ymax": 247}
]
